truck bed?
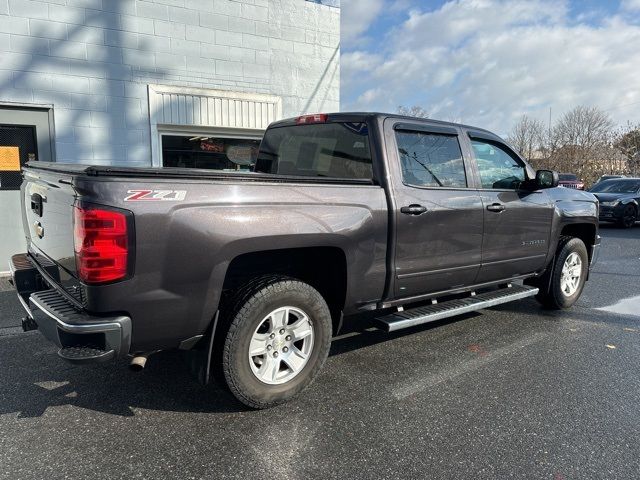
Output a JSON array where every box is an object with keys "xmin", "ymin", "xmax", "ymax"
[{"xmin": 26, "ymin": 162, "xmax": 375, "ymax": 185}]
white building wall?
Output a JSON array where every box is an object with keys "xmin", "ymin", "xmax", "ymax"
[
  {"xmin": 0, "ymin": 0, "xmax": 339, "ymax": 270},
  {"xmin": 0, "ymin": 0, "xmax": 340, "ymax": 166}
]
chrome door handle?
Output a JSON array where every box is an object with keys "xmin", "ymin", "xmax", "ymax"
[
  {"xmin": 486, "ymin": 203, "xmax": 506, "ymax": 212},
  {"xmin": 401, "ymin": 204, "xmax": 428, "ymax": 215}
]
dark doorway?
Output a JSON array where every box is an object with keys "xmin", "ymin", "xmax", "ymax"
[
  {"xmin": 0, "ymin": 106, "xmax": 54, "ymax": 266},
  {"xmin": 0, "ymin": 124, "xmax": 38, "ymax": 190}
]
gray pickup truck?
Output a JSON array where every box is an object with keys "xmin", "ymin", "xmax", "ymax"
[{"xmin": 11, "ymin": 112, "xmax": 600, "ymax": 408}]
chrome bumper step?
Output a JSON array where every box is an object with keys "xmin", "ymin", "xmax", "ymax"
[
  {"xmin": 58, "ymin": 345, "xmax": 115, "ymax": 364},
  {"xmin": 376, "ymin": 284, "xmax": 539, "ymax": 332}
]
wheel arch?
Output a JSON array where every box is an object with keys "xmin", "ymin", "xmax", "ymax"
[
  {"xmin": 221, "ymin": 246, "xmax": 348, "ymax": 334},
  {"xmin": 619, "ymin": 198, "xmax": 639, "ymax": 213},
  {"xmin": 559, "ymin": 223, "xmax": 597, "ymax": 262}
]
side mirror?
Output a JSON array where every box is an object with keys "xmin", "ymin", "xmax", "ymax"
[{"xmin": 535, "ymin": 170, "xmax": 559, "ymax": 189}]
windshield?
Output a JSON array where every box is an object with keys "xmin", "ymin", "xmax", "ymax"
[
  {"xmin": 590, "ymin": 180, "xmax": 640, "ymax": 193},
  {"xmin": 255, "ymin": 123, "xmax": 373, "ymax": 180},
  {"xmin": 559, "ymin": 174, "xmax": 578, "ymax": 181}
]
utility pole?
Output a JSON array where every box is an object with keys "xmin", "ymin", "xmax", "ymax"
[{"xmin": 548, "ymin": 107, "xmax": 552, "ymax": 151}]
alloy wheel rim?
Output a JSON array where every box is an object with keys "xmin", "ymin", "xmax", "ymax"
[
  {"xmin": 560, "ymin": 252, "xmax": 582, "ymax": 297},
  {"xmin": 248, "ymin": 306, "xmax": 314, "ymax": 385}
]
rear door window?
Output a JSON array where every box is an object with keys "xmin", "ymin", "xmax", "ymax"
[
  {"xmin": 395, "ymin": 131, "xmax": 467, "ymax": 188},
  {"xmin": 255, "ymin": 123, "xmax": 373, "ymax": 180}
]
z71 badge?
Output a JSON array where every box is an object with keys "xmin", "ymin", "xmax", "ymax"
[{"xmin": 124, "ymin": 190, "xmax": 187, "ymax": 201}]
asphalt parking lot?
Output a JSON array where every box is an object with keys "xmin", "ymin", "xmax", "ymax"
[{"xmin": 1, "ymin": 224, "xmax": 639, "ymax": 480}]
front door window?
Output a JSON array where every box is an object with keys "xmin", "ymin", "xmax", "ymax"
[{"xmin": 471, "ymin": 140, "xmax": 526, "ymax": 190}]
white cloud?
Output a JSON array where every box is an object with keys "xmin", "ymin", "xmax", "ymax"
[
  {"xmin": 341, "ymin": 0, "xmax": 640, "ymax": 134},
  {"xmin": 622, "ymin": 0, "xmax": 640, "ymax": 11},
  {"xmin": 341, "ymin": 0, "xmax": 385, "ymax": 43},
  {"xmin": 356, "ymin": 87, "xmax": 385, "ymax": 105}
]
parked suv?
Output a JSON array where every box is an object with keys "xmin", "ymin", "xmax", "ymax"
[
  {"xmin": 559, "ymin": 173, "xmax": 585, "ymax": 190},
  {"xmin": 11, "ymin": 113, "xmax": 600, "ymax": 408}
]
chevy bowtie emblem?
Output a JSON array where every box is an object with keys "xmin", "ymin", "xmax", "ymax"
[{"xmin": 33, "ymin": 221, "xmax": 44, "ymax": 239}]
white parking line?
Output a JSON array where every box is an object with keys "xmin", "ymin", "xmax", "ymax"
[
  {"xmin": 596, "ymin": 295, "xmax": 640, "ymax": 317},
  {"xmin": 392, "ymin": 332, "xmax": 548, "ymax": 400}
]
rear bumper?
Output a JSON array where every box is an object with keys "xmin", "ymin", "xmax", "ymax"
[{"xmin": 9, "ymin": 253, "xmax": 131, "ymax": 362}]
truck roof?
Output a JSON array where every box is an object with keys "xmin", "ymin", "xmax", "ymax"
[
  {"xmin": 25, "ymin": 112, "xmax": 504, "ymax": 181},
  {"xmin": 269, "ymin": 112, "xmax": 500, "ymax": 139}
]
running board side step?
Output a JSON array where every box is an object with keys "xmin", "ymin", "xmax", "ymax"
[{"xmin": 376, "ymin": 285, "xmax": 539, "ymax": 332}]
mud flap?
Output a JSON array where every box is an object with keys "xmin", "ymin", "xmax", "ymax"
[
  {"xmin": 185, "ymin": 311, "xmax": 219, "ymax": 385},
  {"xmin": 525, "ymin": 253, "xmax": 556, "ymax": 296}
]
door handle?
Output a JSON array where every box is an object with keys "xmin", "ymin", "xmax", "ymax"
[
  {"xmin": 486, "ymin": 203, "xmax": 506, "ymax": 212},
  {"xmin": 401, "ymin": 204, "xmax": 428, "ymax": 215}
]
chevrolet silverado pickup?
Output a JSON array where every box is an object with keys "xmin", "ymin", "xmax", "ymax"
[{"xmin": 10, "ymin": 112, "xmax": 600, "ymax": 408}]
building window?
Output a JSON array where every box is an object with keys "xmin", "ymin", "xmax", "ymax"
[
  {"xmin": 148, "ymin": 85, "xmax": 282, "ymax": 168},
  {"xmin": 162, "ymin": 135, "xmax": 261, "ymax": 171}
]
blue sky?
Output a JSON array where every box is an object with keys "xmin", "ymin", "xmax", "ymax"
[{"xmin": 341, "ymin": 0, "xmax": 640, "ymax": 134}]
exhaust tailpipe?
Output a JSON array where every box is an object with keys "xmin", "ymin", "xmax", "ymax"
[{"xmin": 129, "ymin": 352, "xmax": 153, "ymax": 371}]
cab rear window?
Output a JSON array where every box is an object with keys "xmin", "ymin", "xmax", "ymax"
[{"xmin": 254, "ymin": 123, "xmax": 373, "ymax": 180}]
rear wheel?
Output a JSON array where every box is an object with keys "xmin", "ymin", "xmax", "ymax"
[
  {"xmin": 618, "ymin": 204, "xmax": 637, "ymax": 228},
  {"xmin": 221, "ymin": 277, "xmax": 332, "ymax": 409},
  {"xmin": 535, "ymin": 237, "xmax": 588, "ymax": 309}
]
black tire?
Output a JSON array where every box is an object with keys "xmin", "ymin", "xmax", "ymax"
[
  {"xmin": 221, "ymin": 276, "xmax": 332, "ymax": 409},
  {"xmin": 618, "ymin": 204, "xmax": 637, "ymax": 228},
  {"xmin": 535, "ymin": 237, "xmax": 588, "ymax": 309}
]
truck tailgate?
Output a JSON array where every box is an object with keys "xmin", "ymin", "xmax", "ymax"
[{"xmin": 21, "ymin": 168, "xmax": 78, "ymax": 278}]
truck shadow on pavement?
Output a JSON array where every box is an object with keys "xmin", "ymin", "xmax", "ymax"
[
  {"xmin": 0, "ymin": 334, "xmax": 244, "ymax": 418},
  {"xmin": 1, "ymin": 301, "xmax": 632, "ymax": 419},
  {"xmin": 1, "ymin": 312, "xmax": 488, "ymax": 418}
]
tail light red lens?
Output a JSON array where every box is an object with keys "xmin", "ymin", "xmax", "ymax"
[{"xmin": 74, "ymin": 206, "xmax": 129, "ymax": 284}]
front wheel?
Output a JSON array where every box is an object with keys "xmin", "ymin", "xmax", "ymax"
[
  {"xmin": 221, "ymin": 277, "xmax": 332, "ymax": 409},
  {"xmin": 535, "ymin": 237, "xmax": 588, "ymax": 309},
  {"xmin": 618, "ymin": 204, "xmax": 637, "ymax": 228}
]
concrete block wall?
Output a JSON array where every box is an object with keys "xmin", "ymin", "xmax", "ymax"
[{"xmin": 0, "ymin": 0, "xmax": 340, "ymax": 167}]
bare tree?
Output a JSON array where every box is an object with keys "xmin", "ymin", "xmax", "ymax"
[
  {"xmin": 507, "ymin": 115, "xmax": 546, "ymax": 162},
  {"xmin": 505, "ymin": 106, "xmax": 633, "ymax": 185},
  {"xmin": 553, "ymin": 105, "xmax": 613, "ymax": 149},
  {"xmin": 397, "ymin": 105, "xmax": 429, "ymax": 118},
  {"xmin": 614, "ymin": 123, "xmax": 640, "ymax": 176},
  {"xmin": 548, "ymin": 106, "xmax": 614, "ymax": 184}
]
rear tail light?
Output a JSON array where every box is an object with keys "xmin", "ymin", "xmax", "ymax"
[
  {"xmin": 296, "ymin": 113, "xmax": 328, "ymax": 124},
  {"xmin": 74, "ymin": 206, "xmax": 129, "ymax": 284}
]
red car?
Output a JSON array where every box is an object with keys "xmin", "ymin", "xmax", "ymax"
[{"xmin": 559, "ymin": 173, "xmax": 585, "ymax": 190}]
